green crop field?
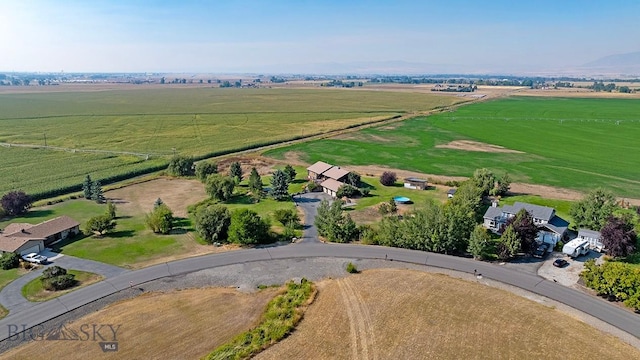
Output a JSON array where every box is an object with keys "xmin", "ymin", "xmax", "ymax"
[
  {"xmin": 266, "ymin": 97, "xmax": 640, "ymax": 198},
  {"xmin": 0, "ymin": 88, "xmax": 463, "ymax": 198}
]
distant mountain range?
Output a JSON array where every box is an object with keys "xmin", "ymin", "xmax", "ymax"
[
  {"xmin": 228, "ymin": 52, "xmax": 640, "ymax": 77},
  {"xmin": 577, "ymin": 51, "xmax": 640, "ymax": 76}
]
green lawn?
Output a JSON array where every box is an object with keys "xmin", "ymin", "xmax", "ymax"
[
  {"xmin": 0, "ymin": 268, "xmax": 25, "ymax": 293},
  {"xmin": 265, "ymin": 97, "xmax": 640, "ymax": 198},
  {"xmin": 2, "ymin": 200, "xmax": 196, "ymax": 268},
  {"xmin": 21, "ymin": 269, "xmax": 103, "ymax": 302},
  {"xmin": 0, "ymin": 88, "xmax": 462, "ymax": 198},
  {"xmin": 352, "ymin": 177, "xmax": 445, "ymax": 210}
]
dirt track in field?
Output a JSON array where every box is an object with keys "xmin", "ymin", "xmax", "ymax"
[{"xmin": 256, "ymin": 269, "xmax": 640, "ymax": 360}]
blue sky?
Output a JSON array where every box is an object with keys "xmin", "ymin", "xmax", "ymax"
[{"xmin": 1, "ymin": 0, "xmax": 638, "ymax": 73}]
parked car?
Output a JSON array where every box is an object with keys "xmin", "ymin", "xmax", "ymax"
[
  {"xmin": 532, "ymin": 243, "xmax": 549, "ymax": 258},
  {"xmin": 553, "ymin": 258, "xmax": 568, "ymax": 268},
  {"xmin": 22, "ymin": 253, "xmax": 47, "ymax": 264}
]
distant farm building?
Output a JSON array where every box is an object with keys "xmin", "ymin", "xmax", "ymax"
[
  {"xmin": 403, "ymin": 178, "xmax": 428, "ymax": 190},
  {"xmin": 447, "ymin": 188, "xmax": 457, "ymax": 198},
  {"xmin": 306, "ymin": 161, "xmax": 353, "ymax": 197}
]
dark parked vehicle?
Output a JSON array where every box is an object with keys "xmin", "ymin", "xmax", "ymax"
[
  {"xmin": 553, "ymin": 258, "xmax": 568, "ymax": 268},
  {"xmin": 532, "ymin": 243, "xmax": 549, "ymax": 258}
]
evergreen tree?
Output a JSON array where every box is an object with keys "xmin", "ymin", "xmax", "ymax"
[
  {"xmin": 468, "ymin": 225, "xmax": 491, "ymax": 260},
  {"xmin": 106, "ymin": 200, "xmax": 117, "ymax": 220},
  {"xmin": 90, "ymin": 180, "xmax": 104, "ymax": 203},
  {"xmin": 499, "ymin": 225, "xmax": 520, "ymax": 259},
  {"xmin": 82, "ymin": 175, "xmax": 93, "ymax": 200},
  {"xmin": 248, "ymin": 167, "xmax": 263, "ymax": 194},
  {"xmin": 283, "ymin": 164, "xmax": 297, "ymax": 183},
  {"xmin": 229, "ymin": 161, "xmax": 243, "ymax": 183},
  {"xmin": 269, "ymin": 170, "xmax": 290, "ymax": 201},
  {"xmin": 154, "ymin": 198, "xmax": 164, "ymax": 208}
]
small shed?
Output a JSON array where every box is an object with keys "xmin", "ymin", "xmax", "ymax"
[
  {"xmin": 403, "ymin": 178, "xmax": 428, "ymax": 190},
  {"xmin": 447, "ymin": 188, "xmax": 457, "ymax": 198}
]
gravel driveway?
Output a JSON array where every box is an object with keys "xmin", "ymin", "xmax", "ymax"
[
  {"xmin": 538, "ymin": 251, "xmax": 604, "ymax": 287},
  {"xmin": 293, "ymin": 191, "xmax": 332, "ymax": 243}
]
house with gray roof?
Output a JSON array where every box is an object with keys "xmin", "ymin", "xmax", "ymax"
[{"xmin": 483, "ymin": 201, "xmax": 569, "ymax": 245}]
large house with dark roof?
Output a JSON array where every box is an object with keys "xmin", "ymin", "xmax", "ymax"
[
  {"xmin": 0, "ymin": 216, "xmax": 80, "ymax": 255},
  {"xmin": 483, "ymin": 201, "xmax": 569, "ymax": 244},
  {"xmin": 306, "ymin": 161, "xmax": 352, "ymax": 197}
]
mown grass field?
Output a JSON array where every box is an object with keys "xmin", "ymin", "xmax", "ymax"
[
  {"xmin": 266, "ymin": 97, "xmax": 640, "ymax": 197},
  {"xmin": 0, "ymin": 88, "xmax": 463, "ymax": 198}
]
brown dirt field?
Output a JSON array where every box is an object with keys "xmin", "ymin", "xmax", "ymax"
[
  {"xmin": 105, "ymin": 177, "xmax": 206, "ymax": 218},
  {"xmin": 435, "ymin": 140, "xmax": 524, "ymax": 154},
  {"xmin": 1, "ymin": 287, "xmax": 280, "ymax": 360},
  {"xmin": 256, "ymin": 269, "xmax": 640, "ymax": 360}
]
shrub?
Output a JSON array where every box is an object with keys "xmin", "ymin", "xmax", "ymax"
[
  {"xmin": 84, "ymin": 215, "xmax": 116, "ymax": 235},
  {"xmin": 145, "ymin": 203, "xmax": 174, "ymax": 234},
  {"xmin": 306, "ymin": 181, "xmax": 321, "ymax": 192},
  {"xmin": 346, "ymin": 262, "xmax": 359, "ymax": 273},
  {"xmin": 336, "ymin": 184, "xmax": 360, "ymax": 198},
  {"xmin": 42, "ymin": 265, "xmax": 67, "ymax": 279},
  {"xmin": 360, "ymin": 187, "xmax": 370, "ymax": 197},
  {"xmin": 273, "ymin": 208, "xmax": 300, "ymax": 227},
  {"xmin": 42, "ymin": 274, "xmax": 76, "ymax": 291},
  {"xmin": 195, "ymin": 161, "xmax": 218, "ymax": 182},
  {"xmin": 0, "ymin": 253, "xmax": 20, "ymax": 270},
  {"xmin": 228, "ymin": 209, "xmax": 271, "ymax": 245},
  {"xmin": 206, "ymin": 174, "xmax": 236, "ymax": 201},
  {"xmin": 379, "ymin": 172, "xmax": 397, "ymax": 186}
]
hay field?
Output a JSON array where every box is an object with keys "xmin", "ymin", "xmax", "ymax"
[
  {"xmin": 257, "ymin": 269, "xmax": 640, "ymax": 360},
  {"xmin": 266, "ymin": 96, "xmax": 640, "ymax": 198},
  {"xmin": 0, "ymin": 287, "xmax": 279, "ymax": 360},
  {"xmin": 0, "ymin": 87, "xmax": 463, "ymax": 198}
]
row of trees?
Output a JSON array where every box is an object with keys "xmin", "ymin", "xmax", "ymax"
[
  {"xmin": 82, "ymin": 175, "xmax": 105, "ymax": 203},
  {"xmin": 194, "ymin": 204, "xmax": 300, "ymax": 245}
]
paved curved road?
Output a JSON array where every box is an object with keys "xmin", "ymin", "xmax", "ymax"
[{"xmin": 1, "ymin": 193, "xmax": 639, "ymax": 342}]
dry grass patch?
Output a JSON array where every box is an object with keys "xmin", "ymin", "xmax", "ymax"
[
  {"xmin": 257, "ymin": 269, "xmax": 640, "ymax": 360},
  {"xmin": 2, "ymin": 287, "xmax": 279, "ymax": 360},
  {"xmin": 435, "ymin": 140, "xmax": 524, "ymax": 154},
  {"xmin": 105, "ymin": 177, "xmax": 206, "ymax": 218}
]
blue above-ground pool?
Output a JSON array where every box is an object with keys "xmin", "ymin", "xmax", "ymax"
[{"xmin": 393, "ymin": 196, "xmax": 411, "ymax": 204}]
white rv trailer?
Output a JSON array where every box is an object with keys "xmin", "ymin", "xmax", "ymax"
[{"xmin": 562, "ymin": 238, "xmax": 590, "ymax": 258}]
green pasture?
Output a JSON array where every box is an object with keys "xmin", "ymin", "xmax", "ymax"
[
  {"xmin": 0, "ymin": 88, "xmax": 461, "ymax": 198},
  {"xmin": 1, "ymin": 200, "xmax": 192, "ymax": 268},
  {"xmin": 266, "ymin": 97, "xmax": 640, "ymax": 197}
]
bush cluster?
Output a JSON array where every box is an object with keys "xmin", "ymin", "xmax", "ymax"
[
  {"xmin": 41, "ymin": 266, "xmax": 76, "ymax": 291},
  {"xmin": 379, "ymin": 172, "xmax": 397, "ymax": 186},
  {"xmin": 581, "ymin": 259, "xmax": 640, "ymax": 311},
  {"xmin": 346, "ymin": 262, "xmax": 359, "ymax": 273},
  {"xmin": 0, "ymin": 253, "xmax": 20, "ymax": 270}
]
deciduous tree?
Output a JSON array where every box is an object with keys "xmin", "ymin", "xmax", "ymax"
[
  {"xmin": 167, "ymin": 156, "xmax": 195, "ymax": 177},
  {"xmin": 600, "ymin": 215, "xmax": 637, "ymax": 258},
  {"xmin": 206, "ymin": 174, "xmax": 236, "ymax": 201},
  {"xmin": 0, "ymin": 190, "xmax": 32, "ymax": 216},
  {"xmin": 468, "ymin": 225, "xmax": 491, "ymax": 260},
  {"xmin": 195, "ymin": 205, "xmax": 231, "ymax": 243},
  {"xmin": 499, "ymin": 225, "xmax": 520, "ymax": 259},
  {"xmin": 195, "ymin": 161, "xmax": 218, "ymax": 182},
  {"xmin": 145, "ymin": 203, "xmax": 174, "ymax": 234},
  {"xmin": 570, "ymin": 188, "xmax": 618, "ymax": 231},
  {"xmin": 379, "ymin": 172, "xmax": 396, "ymax": 186},
  {"xmin": 84, "ymin": 215, "xmax": 116, "ymax": 236},
  {"xmin": 346, "ymin": 172, "xmax": 361, "ymax": 187},
  {"xmin": 228, "ymin": 209, "xmax": 270, "ymax": 245},
  {"xmin": 506, "ymin": 208, "xmax": 538, "ymax": 254},
  {"xmin": 472, "ymin": 168, "xmax": 495, "ymax": 197}
]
